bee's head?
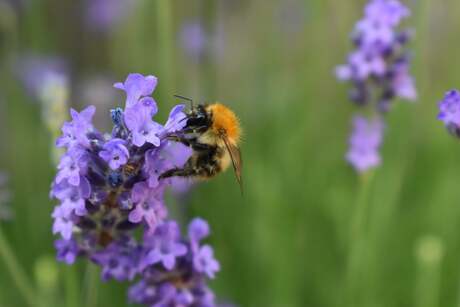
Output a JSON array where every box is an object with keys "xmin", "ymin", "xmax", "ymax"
[
  {"xmin": 173, "ymin": 95, "xmax": 211, "ymax": 131},
  {"xmin": 186, "ymin": 104, "xmax": 211, "ymax": 131}
]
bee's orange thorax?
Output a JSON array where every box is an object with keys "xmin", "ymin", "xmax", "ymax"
[{"xmin": 207, "ymin": 103, "xmax": 241, "ymax": 144}]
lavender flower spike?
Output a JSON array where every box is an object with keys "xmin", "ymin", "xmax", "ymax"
[
  {"xmin": 346, "ymin": 116, "xmax": 384, "ymax": 173},
  {"xmin": 336, "ymin": 0, "xmax": 416, "ymax": 112},
  {"xmin": 51, "ymin": 73, "xmax": 226, "ymax": 305},
  {"xmin": 337, "ymin": 0, "xmax": 416, "ymax": 171}
]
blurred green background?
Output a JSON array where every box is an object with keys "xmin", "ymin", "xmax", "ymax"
[{"xmin": 1, "ymin": 0, "xmax": 460, "ymax": 306}]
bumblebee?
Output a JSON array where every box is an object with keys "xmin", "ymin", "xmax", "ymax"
[{"xmin": 159, "ymin": 96, "xmax": 243, "ymax": 192}]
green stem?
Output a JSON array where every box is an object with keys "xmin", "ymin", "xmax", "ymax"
[
  {"xmin": 345, "ymin": 171, "xmax": 375, "ymax": 306},
  {"xmin": 155, "ymin": 0, "xmax": 174, "ymax": 99},
  {"xmin": 415, "ymin": 236, "xmax": 443, "ymax": 307},
  {"xmin": 0, "ymin": 226, "xmax": 36, "ymax": 307},
  {"xmin": 84, "ymin": 263, "xmax": 99, "ymax": 307},
  {"xmin": 64, "ymin": 265, "xmax": 79, "ymax": 307}
]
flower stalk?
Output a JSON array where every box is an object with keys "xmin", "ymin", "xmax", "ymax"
[{"xmin": 0, "ymin": 226, "xmax": 36, "ymax": 307}]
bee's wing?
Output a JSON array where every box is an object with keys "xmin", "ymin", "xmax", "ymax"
[{"xmin": 221, "ymin": 136, "xmax": 243, "ymax": 195}]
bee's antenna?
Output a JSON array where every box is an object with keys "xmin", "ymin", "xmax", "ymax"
[{"xmin": 173, "ymin": 94, "xmax": 194, "ymax": 110}]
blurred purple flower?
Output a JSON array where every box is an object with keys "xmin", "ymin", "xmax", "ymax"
[
  {"xmin": 179, "ymin": 18, "xmax": 229, "ymax": 63},
  {"xmin": 55, "ymin": 239, "xmax": 79, "ymax": 264},
  {"xmin": 14, "ymin": 55, "xmax": 69, "ymax": 102},
  {"xmin": 180, "ymin": 21, "xmax": 207, "ymax": 60},
  {"xmin": 84, "ymin": 0, "xmax": 137, "ymax": 33},
  {"xmin": 52, "ymin": 206, "xmax": 75, "ymax": 240},
  {"xmin": 193, "ymin": 245, "xmax": 220, "ymax": 279},
  {"xmin": 364, "ymin": 0, "xmax": 410, "ymax": 27},
  {"xmin": 189, "ymin": 217, "xmax": 210, "ymax": 249},
  {"xmin": 346, "ymin": 116, "xmax": 384, "ymax": 173},
  {"xmin": 336, "ymin": 0, "xmax": 416, "ymax": 110},
  {"xmin": 391, "ymin": 60, "xmax": 417, "ymax": 101},
  {"xmin": 76, "ymin": 75, "xmax": 119, "ymax": 128},
  {"xmin": 437, "ymin": 90, "xmax": 460, "ymax": 137},
  {"xmin": 337, "ymin": 0, "xmax": 415, "ymax": 172}
]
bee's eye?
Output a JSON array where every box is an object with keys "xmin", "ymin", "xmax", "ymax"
[{"xmin": 187, "ymin": 112, "xmax": 208, "ymax": 128}]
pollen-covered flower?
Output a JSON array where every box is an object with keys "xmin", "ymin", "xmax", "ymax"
[
  {"xmin": 336, "ymin": 0, "xmax": 416, "ymax": 111},
  {"xmin": 437, "ymin": 90, "xmax": 460, "ymax": 137},
  {"xmin": 346, "ymin": 116, "xmax": 384, "ymax": 173}
]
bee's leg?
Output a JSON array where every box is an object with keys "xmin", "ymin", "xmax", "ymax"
[
  {"xmin": 167, "ymin": 135, "xmax": 213, "ymax": 152},
  {"xmin": 167, "ymin": 135, "xmax": 193, "ymax": 146},
  {"xmin": 181, "ymin": 126, "xmax": 208, "ymax": 134},
  {"xmin": 190, "ymin": 143, "xmax": 213, "ymax": 151},
  {"xmin": 158, "ymin": 167, "xmax": 199, "ymax": 180}
]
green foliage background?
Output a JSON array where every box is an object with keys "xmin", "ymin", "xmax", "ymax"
[{"xmin": 0, "ymin": 0, "xmax": 459, "ymax": 306}]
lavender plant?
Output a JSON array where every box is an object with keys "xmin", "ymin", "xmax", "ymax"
[
  {"xmin": 336, "ymin": 0, "xmax": 416, "ymax": 172},
  {"xmin": 336, "ymin": 2, "xmax": 417, "ymax": 303},
  {"xmin": 51, "ymin": 73, "xmax": 221, "ymax": 306}
]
